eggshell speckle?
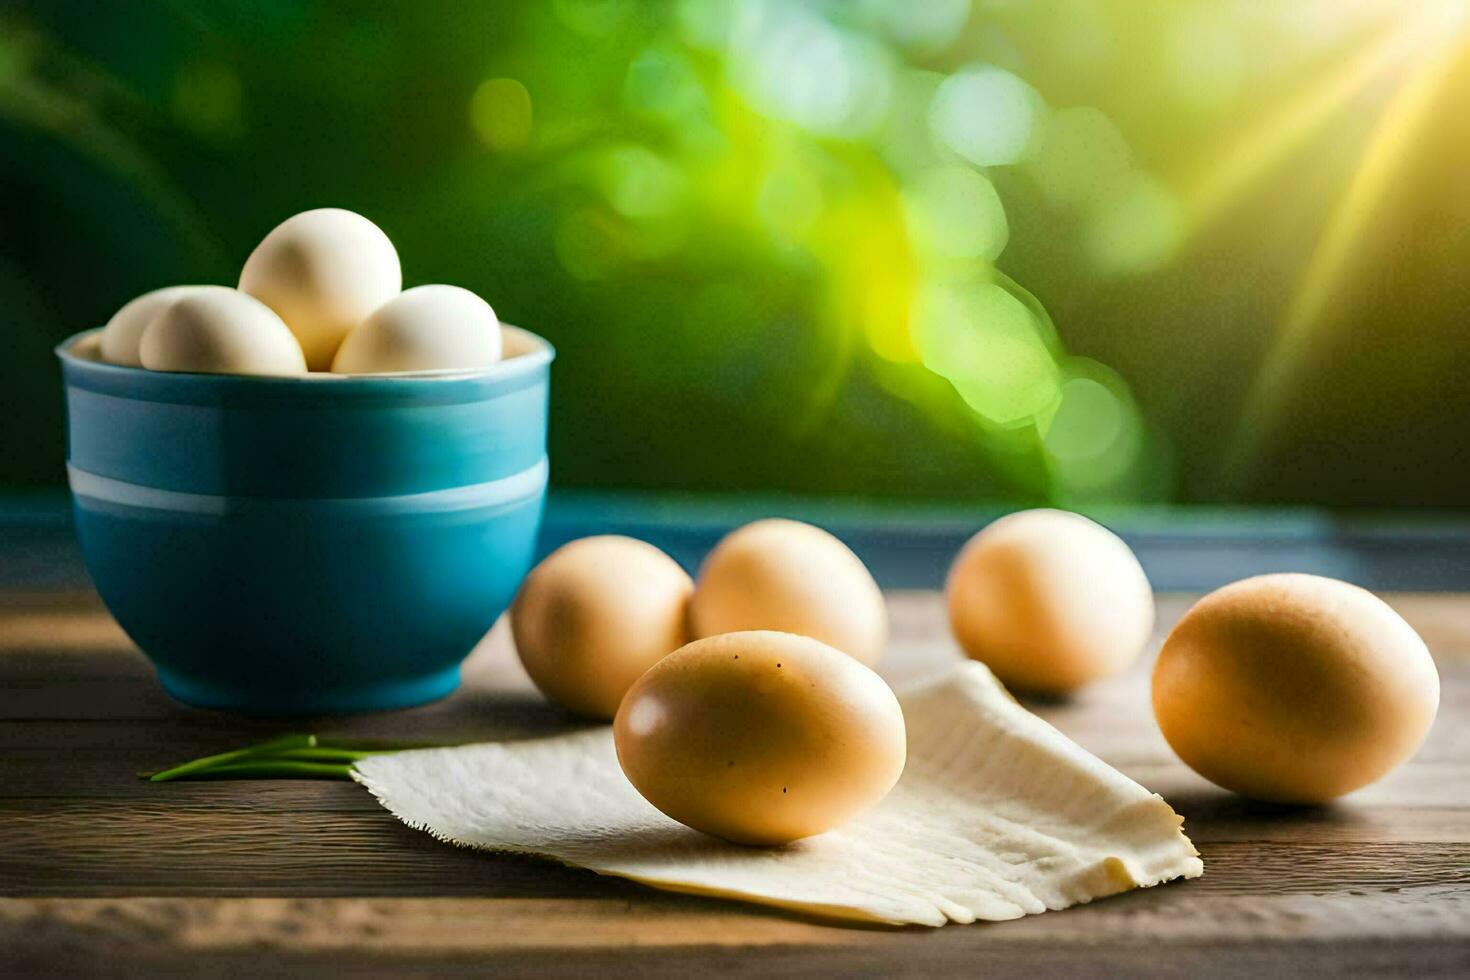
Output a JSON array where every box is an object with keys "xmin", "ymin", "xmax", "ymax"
[
  {"xmin": 331, "ymin": 284, "xmax": 501, "ymax": 374},
  {"xmin": 139, "ymin": 287, "xmax": 308, "ymax": 376},
  {"xmin": 689, "ymin": 519, "xmax": 888, "ymax": 666},
  {"xmin": 238, "ymin": 208, "xmax": 402, "ymax": 369},
  {"xmin": 614, "ymin": 630, "xmax": 907, "ymax": 845},
  {"xmin": 1153, "ymin": 573, "xmax": 1439, "ymax": 803},
  {"xmin": 511, "ymin": 536, "xmax": 693, "ymax": 720},
  {"xmin": 101, "ymin": 285, "xmax": 209, "ymax": 366},
  {"xmin": 946, "ymin": 509, "xmax": 1153, "ymax": 695}
]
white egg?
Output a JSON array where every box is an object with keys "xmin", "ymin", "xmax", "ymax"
[
  {"xmin": 139, "ymin": 287, "xmax": 308, "ymax": 376},
  {"xmin": 68, "ymin": 332, "xmax": 106, "ymax": 362},
  {"xmin": 499, "ymin": 325, "xmax": 541, "ymax": 360},
  {"xmin": 238, "ymin": 208, "xmax": 402, "ymax": 369},
  {"xmin": 331, "ymin": 284, "xmax": 501, "ymax": 374},
  {"xmin": 100, "ymin": 285, "xmax": 209, "ymax": 366}
]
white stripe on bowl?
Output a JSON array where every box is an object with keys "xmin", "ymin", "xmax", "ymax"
[{"xmin": 67, "ymin": 457, "xmax": 548, "ymax": 517}]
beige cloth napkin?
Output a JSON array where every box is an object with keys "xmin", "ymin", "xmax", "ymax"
[{"xmin": 354, "ymin": 660, "xmax": 1201, "ymax": 926}]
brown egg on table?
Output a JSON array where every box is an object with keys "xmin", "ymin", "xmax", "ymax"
[
  {"xmin": 510, "ymin": 536, "xmax": 693, "ymax": 720},
  {"xmin": 614, "ymin": 631, "xmax": 907, "ymax": 846},
  {"xmin": 1153, "ymin": 573, "xmax": 1440, "ymax": 804},
  {"xmin": 689, "ymin": 519, "xmax": 888, "ymax": 666},
  {"xmin": 945, "ymin": 509, "xmax": 1153, "ymax": 696}
]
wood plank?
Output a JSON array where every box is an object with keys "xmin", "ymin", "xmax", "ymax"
[
  {"xmin": 3, "ymin": 749, "xmax": 1466, "ymax": 838},
  {"xmin": 2, "ymin": 894, "xmax": 1468, "ymax": 979},
  {"xmin": 1, "ymin": 888, "xmax": 1467, "ymax": 952},
  {"xmin": 7, "ymin": 939, "xmax": 1469, "ymax": 980},
  {"xmin": 4, "ymin": 792, "xmax": 1467, "ymax": 899},
  {"xmin": 0, "ymin": 583, "xmax": 1466, "ymax": 974}
]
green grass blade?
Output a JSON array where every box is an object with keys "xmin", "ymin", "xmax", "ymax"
[
  {"xmin": 158, "ymin": 760, "xmax": 356, "ymax": 781},
  {"xmin": 146, "ymin": 733, "xmax": 317, "ymax": 782},
  {"xmin": 268, "ymin": 746, "xmax": 379, "ymax": 764}
]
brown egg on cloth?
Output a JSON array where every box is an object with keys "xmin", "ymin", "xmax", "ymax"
[{"xmin": 614, "ymin": 631, "xmax": 907, "ymax": 846}]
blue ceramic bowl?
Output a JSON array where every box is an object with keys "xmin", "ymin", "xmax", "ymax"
[{"xmin": 56, "ymin": 326, "xmax": 553, "ymax": 715}]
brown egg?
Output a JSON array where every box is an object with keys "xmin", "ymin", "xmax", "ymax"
[
  {"xmin": 945, "ymin": 509, "xmax": 1153, "ymax": 695},
  {"xmin": 1153, "ymin": 573, "xmax": 1440, "ymax": 803},
  {"xmin": 510, "ymin": 536, "xmax": 693, "ymax": 720},
  {"xmin": 614, "ymin": 631, "xmax": 906, "ymax": 845},
  {"xmin": 689, "ymin": 519, "xmax": 887, "ymax": 666}
]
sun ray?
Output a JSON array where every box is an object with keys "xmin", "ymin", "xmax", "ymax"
[
  {"xmin": 1219, "ymin": 24, "xmax": 1470, "ymax": 488},
  {"xmin": 1176, "ymin": 4, "xmax": 1434, "ymax": 236}
]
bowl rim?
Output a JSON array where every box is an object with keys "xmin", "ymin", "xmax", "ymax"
[{"xmin": 57, "ymin": 323, "xmax": 555, "ymax": 404}]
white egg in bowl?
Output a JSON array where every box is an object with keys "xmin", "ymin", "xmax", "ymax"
[
  {"xmin": 331, "ymin": 284, "xmax": 502, "ymax": 376},
  {"xmin": 139, "ymin": 286, "xmax": 308, "ymax": 377},
  {"xmin": 238, "ymin": 207, "xmax": 403, "ymax": 371}
]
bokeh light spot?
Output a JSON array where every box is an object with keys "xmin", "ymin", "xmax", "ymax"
[
  {"xmin": 1025, "ymin": 106, "xmax": 1131, "ymax": 208},
  {"xmin": 929, "ymin": 65, "xmax": 1045, "ymax": 167},
  {"xmin": 624, "ymin": 47, "xmax": 704, "ymax": 123},
  {"xmin": 730, "ymin": 4, "xmax": 893, "ymax": 138},
  {"xmin": 913, "ymin": 281, "xmax": 1060, "ymax": 424},
  {"xmin": 553, "ymin": 0, "xmax": 633, "ymax": 37},
  {"xmin": 865, "ymin": 0, "xmax": 971, "ymax": 56},
  {"xmin": 470, "ymin": 78, "xmax": 533, "ymax": 152},
  {"xmin": 1085, "ymin": 172, "xmax": 1183, "ymax": 275},
  {"xmin": 902, "ymin": 165, "xmax": 1008, "ymax": 261},
  {"xmin": 1043, "ymin": 358, "xmax": 1146, "ymax": 501},
  {"xmin": 677, "ymin": 0, "xmax": 736, "ymax": 50},
  {"xmin": 1044, "ymin": 377, "xmax": 1123, "ymax": 459},
  {"xmin": 599, "ymin": 145, "xmax": 685, "ymax": 219}
]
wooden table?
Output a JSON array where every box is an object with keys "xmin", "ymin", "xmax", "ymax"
[{"xmin": 2, "ymin": 583, "xmax": 1467, "ymax": 977}]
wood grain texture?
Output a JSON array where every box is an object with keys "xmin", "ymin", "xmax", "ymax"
[{"xmin": 0, "ymin": 587, "xmax": 1466, "ymax": 977}]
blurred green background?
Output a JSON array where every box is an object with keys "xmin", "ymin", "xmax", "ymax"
[{"xmin": 5, "ymin": 0, "xmax": 1470, "ymax": 507}]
